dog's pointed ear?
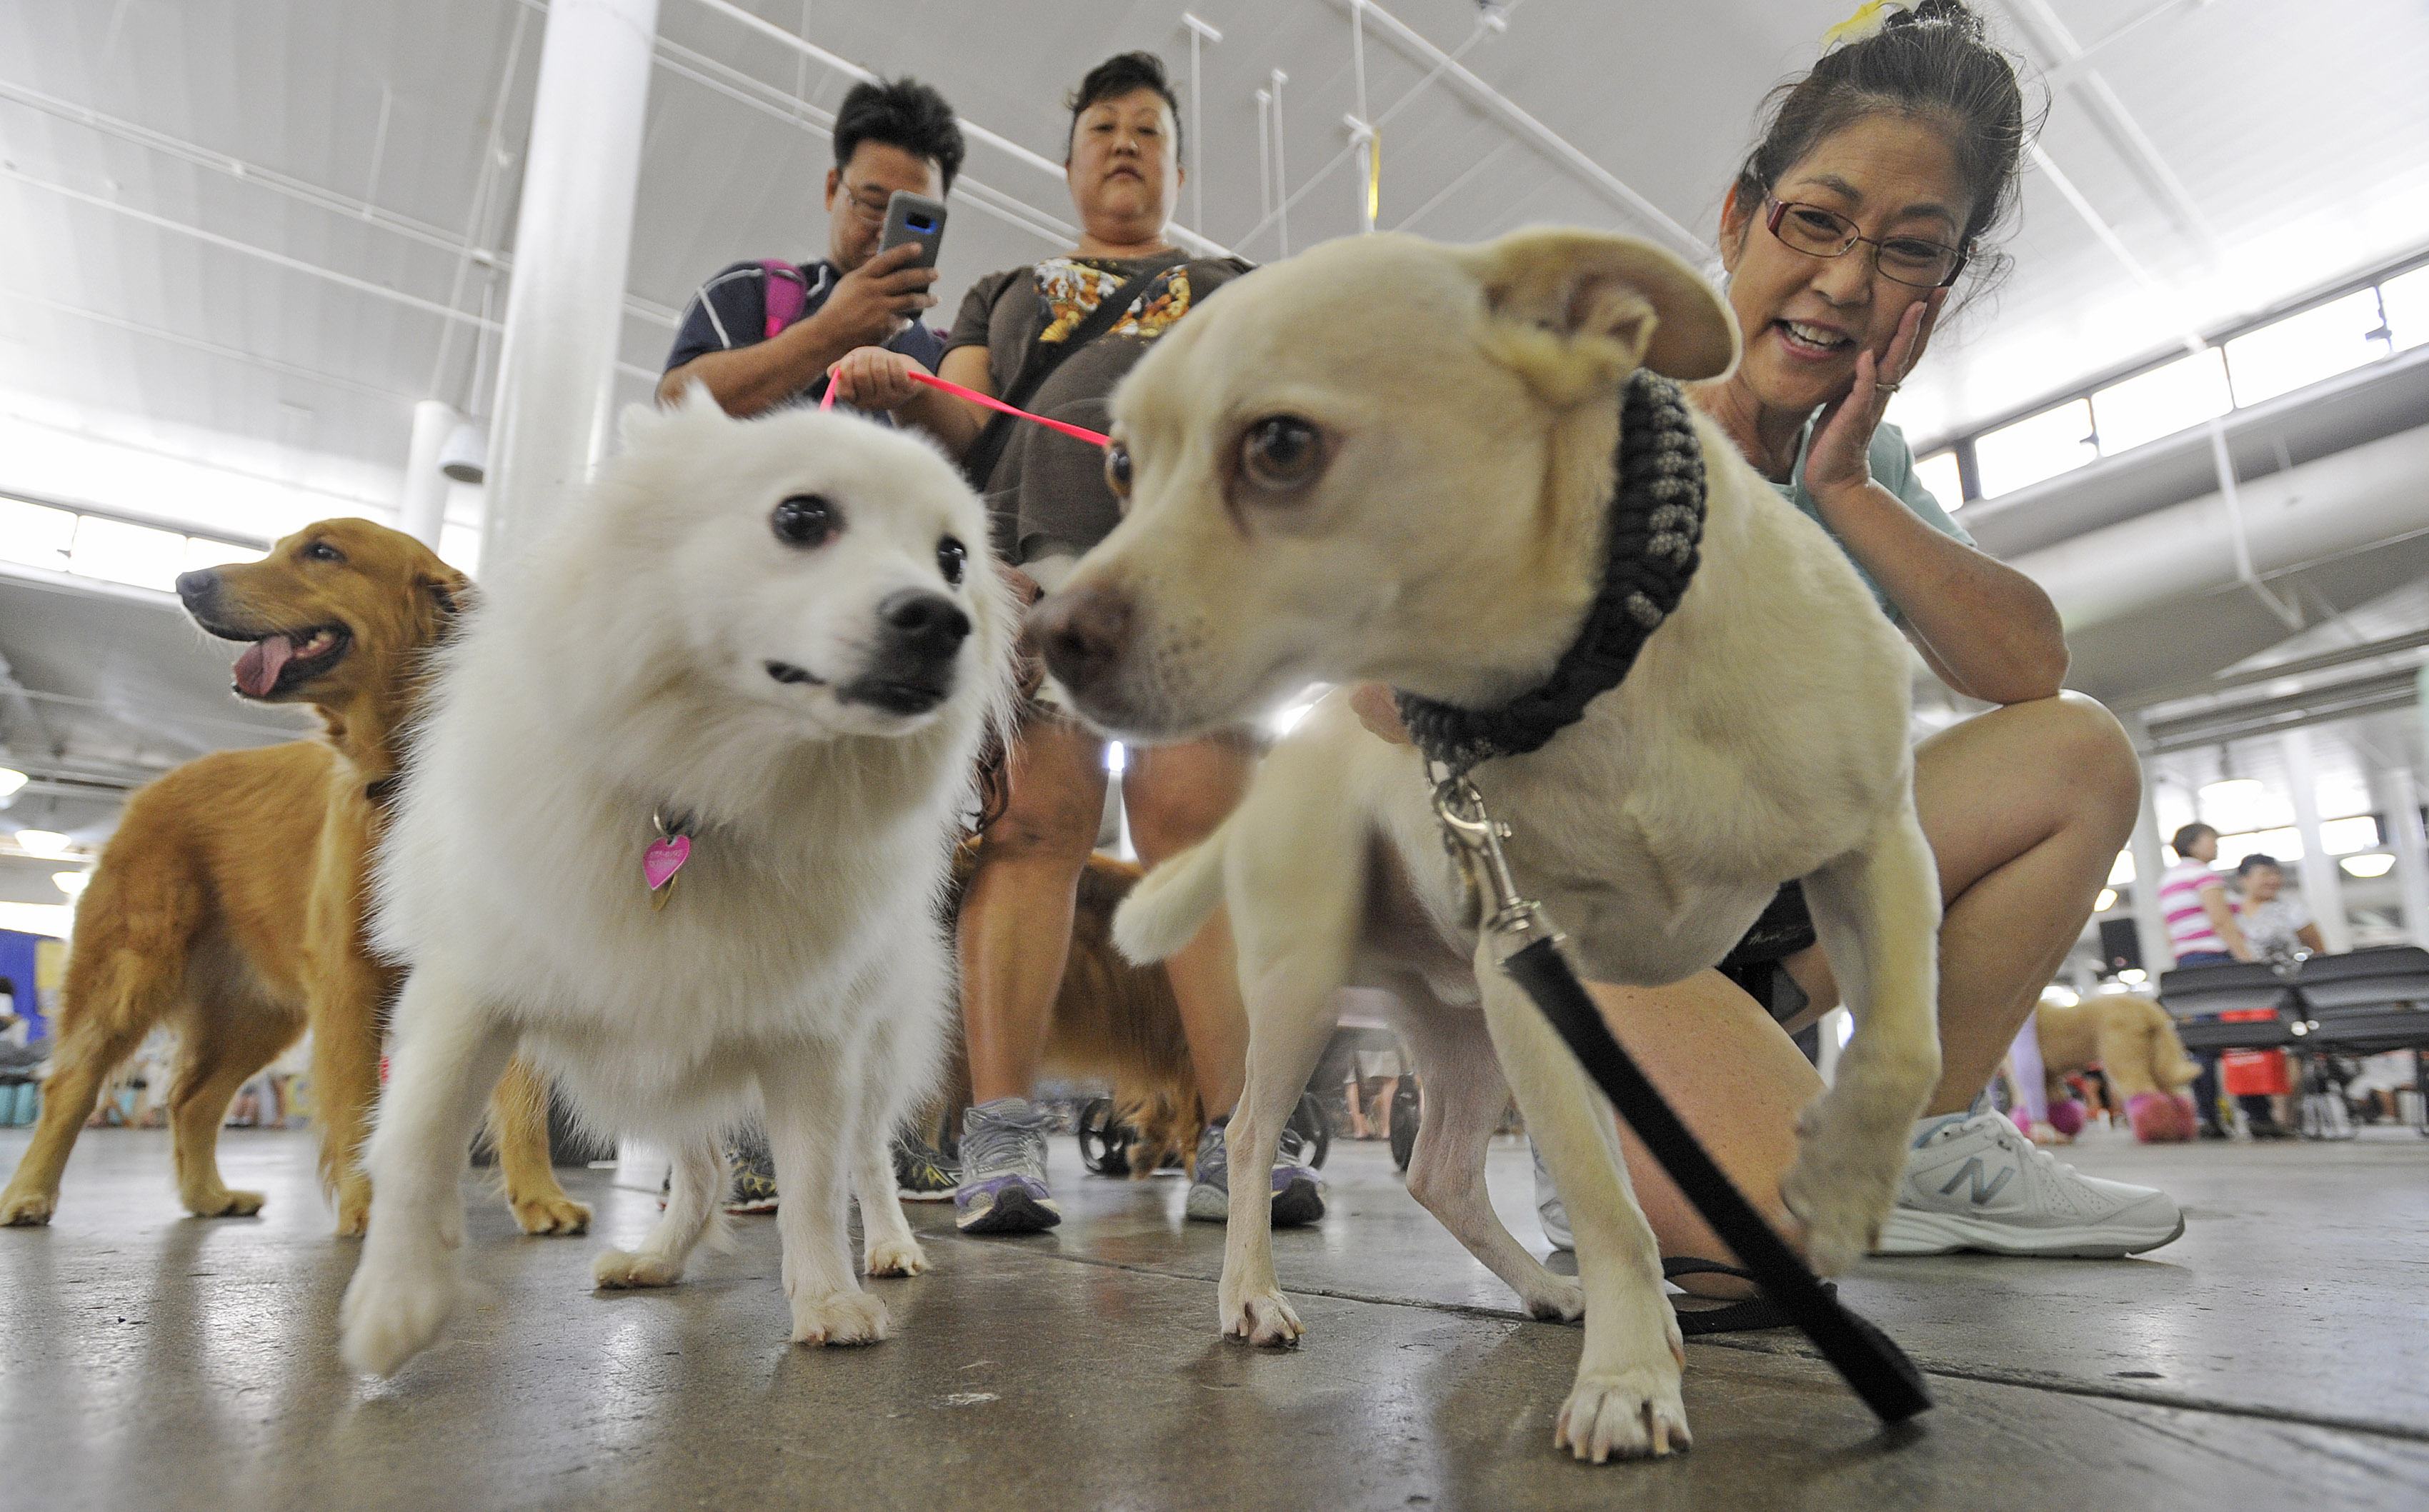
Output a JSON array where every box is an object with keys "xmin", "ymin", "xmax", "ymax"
[{"xmin": 1461, "ymin": 228, "xmax": 1738, "ymax": 404}]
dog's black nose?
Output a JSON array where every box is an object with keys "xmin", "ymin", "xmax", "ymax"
[
  {"xmin": 175, "ymin": 569, "xmax": 219, "ymax": 607},
  {"xmin": 1035, "ymin": 586, "xmax": 1131, "ymax": 694},
  {"xmin": 876, "ymin": 590, "xmax": 970, "ymax": 662}
]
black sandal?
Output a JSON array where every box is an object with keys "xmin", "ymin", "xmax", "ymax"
[{"xmin": 1663, "ymin": 1257, "xmax": 1821, "ymax": 1336}]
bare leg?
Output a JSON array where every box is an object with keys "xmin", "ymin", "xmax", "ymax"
[
  {"xmin": 1124, "ymin": 734, "xmax": 1255, "ymax": 1118},
  {"xmin": 1585, "ymin": 694, "xmax": 2141, "ymax": 1272},
  {"xmin": 959, "ymin": 716, "xmax": 1107, "ymax": 1106}
]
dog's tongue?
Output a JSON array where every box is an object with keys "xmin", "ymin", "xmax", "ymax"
[{"xmin": 234, "ymin": 634, "xmax": 295, "ymax": 697}]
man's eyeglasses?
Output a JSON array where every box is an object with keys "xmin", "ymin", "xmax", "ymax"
[
  {"xmin": 1762, "ymin": 197, "xmax": 1966, "ymax": 290},
  {"xmin": 841, "ymin": 183, "xmax": 894, "ymax": 224}
]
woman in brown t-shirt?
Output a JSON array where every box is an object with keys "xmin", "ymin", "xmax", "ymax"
[{"xmin": 831, "ymin": 54, "xmax": 1316, "ymax": 1236}]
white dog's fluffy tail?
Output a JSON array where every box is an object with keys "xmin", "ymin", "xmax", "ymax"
[{"xmin": 1112, "ymin": 821, "xmax": 1231, "ymax": 964}]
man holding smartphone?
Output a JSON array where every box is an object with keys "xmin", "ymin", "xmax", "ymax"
[{"xmin": 659, "ymin": 76, "xmax": 963, "ymax": 418}]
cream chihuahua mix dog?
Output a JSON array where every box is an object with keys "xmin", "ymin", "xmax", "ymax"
[
  {"xmin": 1037, "ymin": 229, "xmax": 1942, "ymax": 1461},
  {"xmin": 339, "ymin": 391, "xmax": 1014, "ymax": 1377}
]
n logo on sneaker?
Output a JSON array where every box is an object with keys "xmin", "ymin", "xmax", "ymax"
[{"xmin": 1938, "ymin": 1156, "xmax": 2015, "ymax": 1206}]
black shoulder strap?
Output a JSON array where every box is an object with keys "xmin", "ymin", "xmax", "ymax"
[{"xmin": 962, "ymin": 262, "xmax": 1170, "ymax": 495}]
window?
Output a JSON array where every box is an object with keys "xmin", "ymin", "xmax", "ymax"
[
  {"xmin": 1912, "ymin": 449, "xmax": 1965, "ymax": 511},
  {"xmin": 69, "ymin": 516, "xmax": 187, "ymax": 591},
  {"xmin": 0, "ymin": 498, "xmax": 77, "ymax": 572},
  {"xmin": 2215, "ymin": 826, "xmax": 2302, "ymax": 868},
  {"xmin": 181, "ymin": 536, "xmax": 263, "ymax": 575},
  {"xmin": 1973, "ymin": 398, "xmax": 2096, "ymax": 499},
  {"xmin": 2091, "ymin": 347, "xmax": 2233, "ymax": 455},
  {"xmin": 2320, "ymin": 815, "xmax": 2382, "ymax": 856},
  {"xmin": 439, "ymin": 522, "xmax": 484, "ymax": 579},
  {"xmin": 2223, "ymin": 289, "xmax": 2388, "ymax": 407},
  {"xmin": 2381, "ymin": 264, "xmax": 2429, "ymax": 353}
]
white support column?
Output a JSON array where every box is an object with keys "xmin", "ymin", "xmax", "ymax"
[
  {"xmin": 2382, "ymin": 765, "xmax": 2429, "ymax": 948},
  {"xmin": 2129, "ymin": 773, "xmax": 2173, "ymax": 974},
  {"xmin": 1182, "ymin": 14, "xmax": 1220, "ymax": 236},
  {"xmin": 2280, "ymin": 726, "xmax": 2353, "ymax": 954},
  {"xmin": 478, "ymin": 0, "xmax": 661, "ymax": 576},
  {"xmin": 399, "ymin": 399, "xmax": 458, "ymax": 549},
  {"xmin": 2121, "ymin": 715, "xmax": 2173, "ymax": 975}
]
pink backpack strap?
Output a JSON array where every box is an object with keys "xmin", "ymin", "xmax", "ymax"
[{"xmin": 759, "ymin": 260, "xmax": 809, "ymax": 340}]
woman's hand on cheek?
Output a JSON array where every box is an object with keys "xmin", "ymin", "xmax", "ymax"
[{"xmin": 1804, "ymin": 289, "xmax": 1943, "ymax": 511}]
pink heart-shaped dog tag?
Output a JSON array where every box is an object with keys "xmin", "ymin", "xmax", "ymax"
[{"xmin": 643, "ymin": 834, "xmax": 692, "ymax": 893}]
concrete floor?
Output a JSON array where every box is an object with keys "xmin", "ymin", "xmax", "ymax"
[{"xmin": 3, "ymin": 1121, "xmax": 2426, "ymax": 1511}]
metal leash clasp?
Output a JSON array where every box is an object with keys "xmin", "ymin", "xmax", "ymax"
[{"xmin": 1432, "ymin": 774, "xmax": 1565, "ymax": 964}]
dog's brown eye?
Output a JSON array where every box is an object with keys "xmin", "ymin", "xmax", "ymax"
[
  {"xmin": 305, "ymin": 541, "xmax": 344, "ymax": 564},
  {"xmin": 772, "ymin": 494, "xmax": 839, "ymax": 548},
  {"xmin": 1104, "ymin": 442, "xmax": 1132, "ymax": 497},
  {"xmin": 1239, "ymin": 416, "xmax": 1323, "ymax": 492},
  {"xmin": 937, "ymin": 537, "xmax": 966, "ymax": 586}
]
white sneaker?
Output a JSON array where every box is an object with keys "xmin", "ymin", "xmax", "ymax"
[
  {"xmin": 1874, "ymin": 1111, "xmax": 2185, "ymax": 1258},
  {"xmin": 1530, "ymin": 1138, "xmax": 1573, "ymax": 1251}
]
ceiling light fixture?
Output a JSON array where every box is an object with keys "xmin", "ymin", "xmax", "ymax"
[
  {"xmin": 13, "ymin": 828, "xmax": 73, "ymax": 858},
  {"xmin": 2340, "ymin": 853, "xmax": 2395, "ymax": 879}
]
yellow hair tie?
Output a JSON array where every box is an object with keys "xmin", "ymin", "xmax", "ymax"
[{"xmin": 1822, "ymin": 0, "xmax": 1914, "ymax": 50}]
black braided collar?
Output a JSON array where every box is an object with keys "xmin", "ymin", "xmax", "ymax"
[{"xmin": 1394, "ymin": 369, "xmax": 1707, "ymax": 778}]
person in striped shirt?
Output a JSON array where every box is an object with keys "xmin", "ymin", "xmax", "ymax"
[{"xmin": 2160, "ymin": 823, "xmax": 2253, "ymax": 967}]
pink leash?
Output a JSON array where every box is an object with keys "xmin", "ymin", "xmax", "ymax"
[{"xmin": 820, "ymin": 367, "xmax": 1110, "ymax": 449}]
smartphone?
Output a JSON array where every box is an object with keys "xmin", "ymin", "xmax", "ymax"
[{"xmin": 879, "ymin": 191, "xmax": 948, "ymax": 269}]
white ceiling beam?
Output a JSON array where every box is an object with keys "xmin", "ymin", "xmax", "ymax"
[
  {"xmin": 0, "ymin": 77, "xmax": 682, "ymax": 332},
  {"xmin": 1323, "ymin": 0, "xmax": 1702, "ymax": 260},
  {"xmin": 0, "ymin": 289, "xmax": 421, "ymax": 403},
  {"xmin": 679, "ymin": 0, "xmax": 1236, "ymax": 258},
  {"xmin": 1995, "ymin": 0, "xmax": 2219, "ymax": 259},
  {"xmin": 0, "ymin": 167, "xmax": 664, "ymax": 385}
]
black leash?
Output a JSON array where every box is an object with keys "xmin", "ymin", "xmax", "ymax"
[
  {"xmin": 1437, "ymin": 781, "xmax": 1933, "ymax": 1427},
  {"xmin": 1433, "ymin": 778, "xmax": 1930, "ymax": 1424}
]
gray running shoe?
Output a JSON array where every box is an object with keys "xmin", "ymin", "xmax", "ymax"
[
  {"xmin": 955, "ymin": 1096, "xmax": 1062, "ymax": 1234},
  {"xmin": 1531, "ymin": 1137, "xmax": 1572, "ymax": 1251},
  {"xmin": 1186, "ymin": 1118, "xmax": 1325, "ymax": 1226}
]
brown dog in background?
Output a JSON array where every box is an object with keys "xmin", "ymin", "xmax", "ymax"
[
  {"xmin": 922, "ymin": 841, "xmax": 1202, "ymax": 1178},
  {"xmin": 0, "ymin": 519, "xmax": 588, "ymax": 1238}
]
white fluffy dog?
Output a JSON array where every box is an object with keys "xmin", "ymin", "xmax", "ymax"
[
  {"xmin": 1037, "ymin": 229, "xmax": 1943, "ymax": 1461},
  {"xmin": 339, "ymin": 391, "xmax": 1014, "ymax": 1377}
]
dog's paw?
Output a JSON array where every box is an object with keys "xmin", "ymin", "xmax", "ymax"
[
  {"xmin": 1780, "ymin": 1141, "xmax": 1898, "ymax": 1278},
  {"xmin": 186, "ymin": 1186, "xmax": 266, "ymax": 1218},
  {"xmin": 509, "ymin": 1191, "xmax": 592, "ymax": 1237},
  {"xmin": 0, "ymin": 1187, "xmax": 56, "ymax": 1226},
  {"xmin": 1220, "ymin": 1288, "xmax": 1305, "ymax": 1348},
  {"xmin": 335, "ymin": 1184, "xmax": 371, "ymax": 1242},
  {"xmin": 592, "ymin": 1248, "xmax": 685, "ymax": 1289},
  {"xmin": 864, "ymin": 1236, "xmax": 929, "ymax": 1278},
  {"xmin": 340, "ymin": 1256, "xmax": 458, "ymax": 1378},
  {"xmin": 1555, "ymin": 1366, "xmax": 1692, "ymax": 1463},
  {"xmin": 791, "ymin": 1288, "xmax": 889, "ymax": 1346},
  {"xmin": 1517, "ymin": 1272, "xmax": 1587, "ymax": 1323}
]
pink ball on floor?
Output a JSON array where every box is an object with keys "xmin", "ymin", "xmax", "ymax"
[
  {"xmin": 2128, "ymin": 1091, "xmax": 2195, "ymax": 1143},
  {"xmin": 2047, "ymin": 1098, "xmax": 2087, "ymax": 1138}
]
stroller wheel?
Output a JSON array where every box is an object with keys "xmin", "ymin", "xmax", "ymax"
[
  {"xmin": 1389, "ymin": 1080, "xmax": 1421, "ymax": 1172},
  {"xmin": 1288, "ymin": 1091, "xmax": 1332, "ymax": 1169}
]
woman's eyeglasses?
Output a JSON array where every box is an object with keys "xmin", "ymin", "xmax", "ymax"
[{"xmin": 1763, "ymin": 197, "xmax": 1966, "ymax": 290}]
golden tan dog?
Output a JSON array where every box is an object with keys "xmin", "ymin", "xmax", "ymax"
[
  {"xmin": 925, "ymin": 842, "xmax": 1201, "ymax": 1176},
  {"xmin": 0, "ymin": 519, "xmax": 587, "ymax": 1238}
]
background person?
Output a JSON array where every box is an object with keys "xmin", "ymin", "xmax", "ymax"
[
  {"xmin": 658, "ymin": 76, "xmax": 964, "ymax": 418},
  {"xmin": 829, "ymin": 52, "xmax": 1316, "ymax": 1237},
  {"xmin": 2233, "ymin": 853, "xmax": 2325, "ymax": 963},
  {"xmin": 2165, "ymin": 823, "xmax": 2254, "ymax": 1138}
]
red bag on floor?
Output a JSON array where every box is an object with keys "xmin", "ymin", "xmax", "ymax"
[{"xmin": 2221, "ymin": 1048, "xmax": 2290, "ymax": 1097}]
